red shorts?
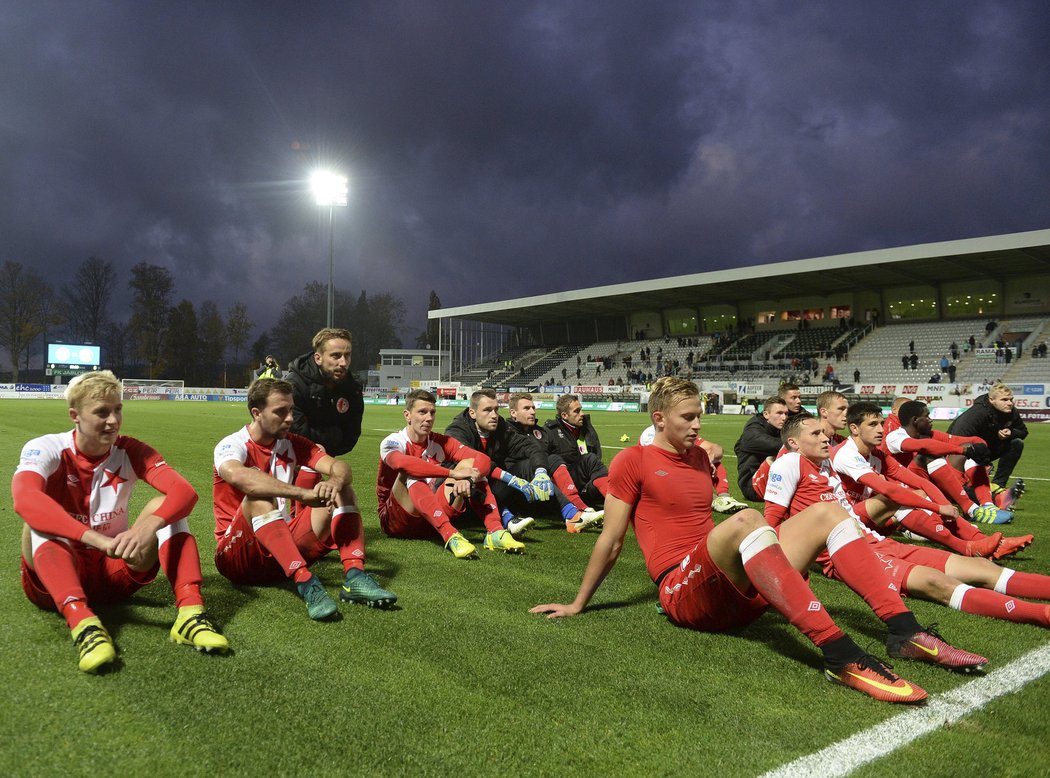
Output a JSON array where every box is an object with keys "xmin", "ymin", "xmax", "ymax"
[
  {"xmin": 214, "ymin": 505, "xmax": 334, "ymax": 585},
  {"xmin": 21, "ymin": 548, "xmax": 158, "ymax": 611},
  {"xmin": 657, "ymin": 538, "xmax": 769, "ymax": 632},
  {"xmin": 378, "ymin": 494, "xmax": 438, "ymax": 540},
  {"xmin": 822, "ymin": 537, "xmax": 949, "ymax": 592}
]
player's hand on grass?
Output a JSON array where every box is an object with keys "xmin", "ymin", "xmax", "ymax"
[{"xmin": 529, "ymin": 602, "xmax": 582, "ymax": 619}]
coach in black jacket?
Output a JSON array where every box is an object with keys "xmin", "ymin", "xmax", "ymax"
[
  {"xmin": 733, "ymin": 396, "xmax": 789, "ymax": 501},
  {"xmin": 287, "ymin": 328, "xmax": 364, "ymax": 457},
  {"xmin": 948, "ymin": 384, "xmax": 1028, "ymax": 488}
]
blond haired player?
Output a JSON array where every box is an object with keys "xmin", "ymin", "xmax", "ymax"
[{"xmin": 13, "ymin": 371, "xmax": 228, "ymax": 673}]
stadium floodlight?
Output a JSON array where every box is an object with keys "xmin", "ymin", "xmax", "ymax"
[{"xmin": 310, "ymin": 170, "xmax": 349, "ymax": 328}]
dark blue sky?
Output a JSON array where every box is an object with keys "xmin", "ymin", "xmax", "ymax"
[{"xmin": 3, "ymin": 1, "xmax": 1049, "ymax": 342}]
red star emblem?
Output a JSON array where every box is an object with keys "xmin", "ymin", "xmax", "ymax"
[
  {"xmin": 102, "ymin": 468, "xmax": 127, "ymax": 492},
  {"xmin": 273, "ymin": 448, "xmax": 294, "ymax": 469}
]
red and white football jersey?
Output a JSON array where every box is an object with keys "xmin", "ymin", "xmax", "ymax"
[
  {"xmin": 830, "ymin": 437, "xmax": 888, "ymax": 502},
  {"xmin": 16, "ymin": 430, "xmax": 164, "ymax": 538},
  {"xmin": 764, "ymin": 452, "xmax": 854, "ymax": 516},
  {"xmin": 212, "ymin": 426, "xmax": 324, "ymax": 539}
]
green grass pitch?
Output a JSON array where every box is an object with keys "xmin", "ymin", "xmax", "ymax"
[{"xmin": 1, "ymin": 400, "xmax": 1048, "ymax": 776}]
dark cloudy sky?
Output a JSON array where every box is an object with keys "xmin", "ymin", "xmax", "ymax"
[{"xmin": 3, "ymin": 1, "xmax": 1049, "ymax": 341}]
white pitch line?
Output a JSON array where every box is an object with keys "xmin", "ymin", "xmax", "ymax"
[{"xmin": 761, "ymin": 642, "xmax": 1050, "ymax": 778}]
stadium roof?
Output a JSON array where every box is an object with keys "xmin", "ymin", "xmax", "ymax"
[{"xmin": 429, "ymin": 228, "xmax": 1050, "ymax": 327}]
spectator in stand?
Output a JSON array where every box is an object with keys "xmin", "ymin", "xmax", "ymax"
[
  {"xmin": 902, "ymin": 355, "xmax": 909, "ymax": 370},
  {"xmin": 256, "ymin": 355, "xmax": 281, "ymax": 380},
  {"xmin": 948, "ymin": 362, "xmax": 957, "ymax": 382},
  {"xmin": 909, "ymin": 353, "xmax": 919, "ymax": 370},
  {"xmin": 853, "ymin": 368, "xmax": 861, "ymax": 384}
]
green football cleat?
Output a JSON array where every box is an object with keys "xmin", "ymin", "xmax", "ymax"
[
  {"xmin": 296, "ymin": 575, "xmax": 339, "ymax": 620},
  {"xmin": 445, "ymin": 532, "xmax": 478, "ymax": 559},
  {"xmin": 71, "ymin": 616, "xmax": 116, "ymax": 674},
  {"xmin": 170, "ymin": 606, "xmax": 230, "ymax": 653},
  {"xmin": 340, "ymin": 568, "xmax": 398, "ymax": 608},
  {"xmin": 484, "ymin": 529, "xmax": 525, "ymax": 554}
]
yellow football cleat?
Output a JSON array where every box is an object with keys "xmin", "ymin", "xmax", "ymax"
[
  {"xmin": 170, "ymin": 606, "xmax": 230, "ymax": 653},
  {"xmin": 71, "ymin": 616, "xmax": 116, "ymax": 673},
  {"xmin": 445, "ymin": 532, "xmax": 478, "ymax": 559},
  {"xmin": 484, "ymin": 529, "xmax": 525, "ymax": 554}
]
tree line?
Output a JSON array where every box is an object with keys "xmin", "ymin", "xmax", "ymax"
[{"xmin": 0, "ymin": 257, "xmax": 426, "ymax": 385}]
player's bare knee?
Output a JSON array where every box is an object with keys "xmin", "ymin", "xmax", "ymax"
[{"xmin": 721, "ymin": 508, "xmax": 766, "ymax": 541}]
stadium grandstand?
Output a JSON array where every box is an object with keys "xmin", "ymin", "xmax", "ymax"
[{"xmin": 424, "ymin": 228, "xmax": 1050, "ymax": 415}]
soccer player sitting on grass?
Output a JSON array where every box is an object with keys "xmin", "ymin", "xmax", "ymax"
[
  {"xmin": 212, "ymin": 378, "xmax": 396, "ymax": 620},
  {"xmin": 377, "ymin": 389, "xmax": 526, "ymax": 559},
  {"xmin": 882, "ymin": 397, "xmax": 1012, "ymax": 526},
  {"xmin": 882, "ymin": 400, "xmax": 1031, "ymax": 558},
  {"xmin": 13, "ymin": 371, "xmax": 228, "ymax": 673},
  {"xmin": 831, "ymin": 402, "xmax": 1004, "ymax": 559},
  {"xmin": 531, "ymin": 377, "xmax": 986, "ymax": 704},
  {"xmin": 506, "ymin": 393, "xmax": 604, "ymax": 533},
  {"xmin": 542, "ymin": 395, "xmax": 611, "ymax": 524},
  {"xmin": 768, "ymin": 414, "xmax": 1050, "ymax": 631},
  {"xmin": 444, "ymin": 389, "xmax": 553, "ymax": 538}
]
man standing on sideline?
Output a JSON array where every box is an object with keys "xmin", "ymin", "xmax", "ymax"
[
  {"xmin": 13, "ymin": 371, "xmax": 228, "ymax": 673},
  {"xmin": 213, "ymin": 378, "xmax": 396, "ymax": 618}
]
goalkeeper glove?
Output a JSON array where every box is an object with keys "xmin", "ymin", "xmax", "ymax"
[
  {"xmin": 499, "ymin": 471, "xmax": 533, "ymax": 498},
  {"xmin": 530, "ymin": 469, "xmax": 554, "ymax": 502}
]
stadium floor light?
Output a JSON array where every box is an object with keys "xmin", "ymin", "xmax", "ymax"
[{"xmin": 311, "ymin": 170, "xmax": 349, "ymax": 328}]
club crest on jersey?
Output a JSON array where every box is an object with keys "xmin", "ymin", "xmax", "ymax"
[
  {"xmin": 337, "ymin": 397, "xmax": 350, "ymax": 413},
  {"xmin": 532, "ymin": 430, "xmax": 542, "ymax": 439}
]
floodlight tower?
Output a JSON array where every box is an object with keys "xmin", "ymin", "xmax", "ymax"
[{"xmin": 310, "ymin": 170, "xmax": 349, "ymax": 328}]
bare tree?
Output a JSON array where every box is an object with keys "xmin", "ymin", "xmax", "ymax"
[
  {"xmin": 198, "ymin": 300, "xmax": 225, "ymax": 386},
  {"xmin": 0, "ymin": 261, "xmax": 51, "ymax": 381},
  {"xmin": 63, "ymin": 257, "xmax": 117, "ymax": 342},
  {"xmin": 225, "ymin": 302, "xmax": 253, "ymax": 364},
  {"xmin": 163, "ymin": 300, "xmax": 200, "ymax": 382},
  {"xmin": 128, "ymin": 263, "xmax": 174, "ymax": 378}
]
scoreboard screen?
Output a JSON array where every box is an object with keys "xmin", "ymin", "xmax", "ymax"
[{"xmin": 47, "ymin": 343, "xmax": 101, "ymax": 369}]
